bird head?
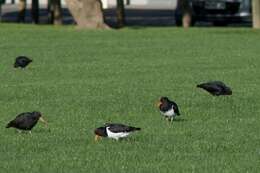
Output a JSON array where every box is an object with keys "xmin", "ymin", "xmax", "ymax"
[
  {"xmin": 196, "ymin": 84, "xmax": 202, "ymax": 88},
  {"xmin": 156, "ymin": 97, "xmax": 169, "ymax": 107},
  {"xmin": 14, "ymin": 62, "xmax": 19, "ymax": 68},
  {"xmin": 94, "ymin": 127, "xmax": 107, "ymax": 142},
  {"xmin": 32, "ymin": 111, "xmax": 48, "ymax": 126}
]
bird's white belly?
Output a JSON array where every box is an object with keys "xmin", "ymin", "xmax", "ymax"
[
  {"xmin": 161, "ymin": 108, "xmax": 175, "ymax": 117},
  {"xmin": 106, "ymin": 127, "xmax": 130, "ymax": 140}
]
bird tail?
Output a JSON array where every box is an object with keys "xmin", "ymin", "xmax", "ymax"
[
  {"xmin": 133, "ymin": 127, "xmax": 141, "ymax": 131},
  {"xmin": 6, "ymin": 122, "xmax": 12, "ymax": 128},
  {"xmin": 197, "ymin": 84, "xmax": 203, "ymax": 88}
]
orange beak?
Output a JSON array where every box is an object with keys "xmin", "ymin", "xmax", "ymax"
[
  {"xmin": 156, "ymin": 101, "xmax": 161, "ymax": 107},
  {"xmin": 95, "ymin": 135, "xmax": 101, "ymax": 142},
  {"xmin": 39, "ymin": 117, "xmax": 48, "ymax": 126}
]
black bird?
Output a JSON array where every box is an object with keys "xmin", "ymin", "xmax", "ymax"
[
  {"xmin": 157, "ymin": 97, "xmax": 180, "ymax": 122},
  {"xmin": 94, "ymin": 123, "xmax": 141, "ymax": 141},
  {"xmin": 6, "ymin": 111, "xmax": 47, "ymax": 133},
  {"xmin": 14, "ymin": 56, "xmax": 32, "ymax": 68},
  {"xmin": 197, "ymin": 81, "xmax": 232, "ymax": 96}
]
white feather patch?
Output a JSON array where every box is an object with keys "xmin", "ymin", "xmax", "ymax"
[
  {"xmin": 106, "ymin": 127, "xmax": 130, "ymax": 140},
  {"xmin": 161, "ymin": 106, "xmax": 175, "ymax": 117}
]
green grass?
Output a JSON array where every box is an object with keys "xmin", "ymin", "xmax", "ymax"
[{"xmin": 0, "ymin": 24, "xmax": 260, "ymax": 173}]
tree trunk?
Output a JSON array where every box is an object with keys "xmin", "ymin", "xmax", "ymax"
[
  {"xmin": 116, "ymin": 0, "xmax": 125, "ymax": 28},
  {"xmin": 31, "ymin": 0, "xmax": 39, "ymax": 24},
  {"xmin": 65, "ymin": 0, "xmax": 109, "ymax": 29},
  {"xmin": 0, "ymin": 0, "xmax": 4, "ymax": 21},
  {"xmin": 18, "ymin": 0, "xmax": 26, "ymax": 22},
  {"xmin": 53, "ymin": 0, "xmax": 62, "ymax": 25},
  {"xmin": 177, "ymin": 0, "xmax": 192, "ymax": 28},
  {"xmin": 0, "ymin": 3, "xmax": 2, "ymax": 22},
  {"xmin": 253, "ymin": 0, "xmax": 260, "ymax": 28},
  {"xmin": 47, "ymin": 0, "xmax": 53, "ymax": 23},
  {"xmin": 48, "ymin": 0, "xmax": 62, "ymax": 25}
]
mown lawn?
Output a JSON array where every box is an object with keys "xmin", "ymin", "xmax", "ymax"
[{"xmin": 0, "ymin": 24, "xmax": 259, "ymax": 173}]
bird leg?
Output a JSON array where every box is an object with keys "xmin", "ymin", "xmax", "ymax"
[
  {"xmin": 16, "ymin": 129, "xmax": 22, "ymax": 133},
  {"xmin": 166, "ymin": 116, "xmax": 174, "ymax": 122}
]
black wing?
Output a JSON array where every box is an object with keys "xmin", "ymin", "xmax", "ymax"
[
  {"xmin": 16, "ymin": 56, "xmax": 32, "ymax": 62},
  {"xmin": 170, "ymin": 101, "xmax": 180, "ymax": 115},
  {"xmin": 159, "ymin": 102, "xmax": 172, "ymax": 112},
  {"xmin": 6, "ymin": 113, "xmax": 30, "ymax": 128},
  {"xmin": 15, "ymin": 56, "xmax": 32, "ymax": 68},
  {"xmin": 13, "ymin": 113, "xmax": 32, "ymax": 123},
  {"xmin": 217, "ymin": 83, "xmax": 232, "ymax": 95},
  {"xmin": 106, "ymin": 123, "xmax": 140, "ymax": 133},
  {"xmin": 197, "ymin": 83, "xmax": 222, "ymax": 95}
]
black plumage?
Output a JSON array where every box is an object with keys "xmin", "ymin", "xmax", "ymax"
[
  {"xmin": 6, "ymin": 111, "xmax": 47, "ymax": 132},
  {"xmin": 14, "ymin": 56, "xmax": 32, "ymax": 68},
  {"xmin": 94, "ymin": 123, "xmax": 141, "ymax": 141},
  {"xmin": 197, "ymin": 81, "xmax": 232, "ymax": 96},
  {"xmin": 157, "ymin": 97, "xmax": 180, "ymax": 122},
  {"xmin": 105, "ymin": 123, "xmax": 141, "ymax": 133}
]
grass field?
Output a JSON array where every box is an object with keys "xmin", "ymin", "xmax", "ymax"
[{"xmin": 0, "ymin": 24, "xmax": 260, "ymax": 173}]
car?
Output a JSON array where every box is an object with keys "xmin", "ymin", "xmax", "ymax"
[{"xmin": 175, "ymin": 0, "xmax": 252, "ymax": 26}]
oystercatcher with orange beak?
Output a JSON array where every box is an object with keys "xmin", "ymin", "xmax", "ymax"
[
  {"xmin": 94, "ymin": 123, "xmax": 141, "ymax": 141},
  {"xmin": 6, "ymin": 111, "xmax": 48, "ymax": 133},
  {"xmin": 157, "ymin": 97, "xmax": 180, "ymax": 122}
]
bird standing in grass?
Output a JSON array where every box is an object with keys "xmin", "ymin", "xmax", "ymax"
[
  {"xmin": 157, "ymin": 97, "xmax": 180, "ymax": 122},
  {"xmin": 197, "ymin": 81, "xmax": 232, "ymax": 96},
  {"xmin": 94, "ymin": 123, "xmax": 141, "ymax": 141},
  {"xmin": 14, "ymin": 56, "xmax": 32, "ymax": 68},
  {"xmin": 6, "ymin": 111, "xmax": 48, "ymax": 133}
]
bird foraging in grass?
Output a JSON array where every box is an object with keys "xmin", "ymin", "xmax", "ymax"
[
  {"xmin": 94, "ymin": 123, "xmax": 141, "ymax": 141},
  {"xmin": 6, "ymin": 111, "xmax": 48, "ymax": 133},
  {"xmin": 157, "ymin": 97, "xmax": 180, "ymax": 122},
  {"xmin": 14, "ymin": 56, "xmax": 32, "ymax": 68},
  {"xmin": 197, "ymin": 81, "xmax": 232, "ymax": 96}
]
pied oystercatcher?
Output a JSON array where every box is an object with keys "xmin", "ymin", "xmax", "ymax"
[
  {"xmin": 94, "ymin": 123, "xmax": 141, "ymax": 141},
  {"xmin": 157, "ymin": 97, "xmax": 180, "ymax": 122}
]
